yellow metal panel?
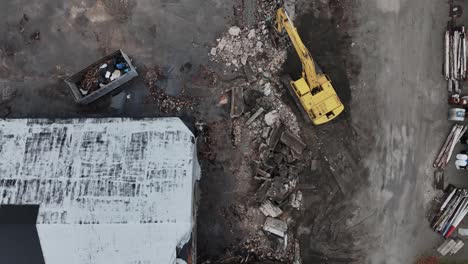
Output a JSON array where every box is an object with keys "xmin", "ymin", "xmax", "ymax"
[{"xmin": 292, "ymin": 78, "xmax": 310, "ymax": 96}]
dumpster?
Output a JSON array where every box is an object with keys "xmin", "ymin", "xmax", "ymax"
[{"xmin": 65, "ymin": 50, "xmax": 138, "ymax": 105}]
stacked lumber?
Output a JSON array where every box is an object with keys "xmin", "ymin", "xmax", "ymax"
[
  {"xmin": 433, "ymin": 124, "xmax": 467, "ymax": 169},
  {"xmin": 433, "ymin": 187, "xmax": 468, "ymax": 238},
  {"xmin": 445, "ymin": 27, "xmax": 467, "ymax": 93}
]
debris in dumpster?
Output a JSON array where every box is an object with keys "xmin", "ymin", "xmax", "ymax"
[
  {"xmin": 76, "ymin": 53, "xmax": 131, "ymax": 96},
  {"xmin": 433, "ymin": 124, "xmax": 467, "ymax": 169},
  {"xmin": 432, "ymin": 187, "xmax": 468, "ymax": 238}
]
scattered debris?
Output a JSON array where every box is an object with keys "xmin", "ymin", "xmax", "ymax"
[
  {"xmin": 263, "ymin": 217, "xmax": 288, "ymax": 238},
  {"xmin": 145, "ymin": 66, "xmax": 195, "ymax": 113},
  {"xmin": 434, "ymin": 170, "xmax": 444, "ymax": 190},
  {"xmin": 231, "ymin": 87, "xmax": 245, "ymax": 118}
]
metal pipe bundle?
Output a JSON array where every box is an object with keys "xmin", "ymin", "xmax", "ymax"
[
  {"xmin": 433, "ymin": 124, "xmax": 468, "ymax": 169},
  {"xmin": 445, "ymin": 28, "xmax": 467, "ymax": 93},
  {"xmin": 433, "ymin": 188, "xmax": 468, "ymax": 238}
]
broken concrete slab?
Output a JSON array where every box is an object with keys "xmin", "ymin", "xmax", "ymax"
[
  {"xmin": 246, "ymin": 107, "xmax": 264, "ymax": 125},
  {"xmin": 256, "ymin": 181, "xmax": 273, "ymax": 203},
  {"xmin": 267, "ymin": 124, "xmax": 283, "ymax": 149},
  {"xmin": 264, "ymin": 217, "xmax": 288, "ymax": 237},
  {"xmin": 259, "ymin": 200, "xmax": 283, "ymax": 218},
  {"xmin": 231, "ymin": 87, "xmax": 245, "ymax": 118},
  {"xmin": 262, "ymin": 126, "xmax": 271, "ymax": 139},
  {"xmin": 280, "ymin": 130, "xmax": 306, "ymax": 154},
  {"xmin": 244, "ymin": 61, "xmax": 257, "ymax": 83}
]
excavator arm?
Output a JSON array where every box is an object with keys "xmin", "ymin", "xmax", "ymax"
[
  {"xmin": 275, "ymin": 7, "xmax": 320, "ymax": 88},
  {"xmin": 274, "ymin": 6, "xmax": 344, "ymax": 125}
]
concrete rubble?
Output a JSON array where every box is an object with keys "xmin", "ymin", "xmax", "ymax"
[{"xmin": 264, "ymin": 217, "xmax": 288, "ymax": 238}]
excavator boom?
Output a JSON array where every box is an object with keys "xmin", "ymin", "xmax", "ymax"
[{"xmin": 275, "ymin": 7, "xmax": 344, "ymax": 125}]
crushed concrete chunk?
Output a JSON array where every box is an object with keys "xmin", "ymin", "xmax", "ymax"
[
  {"xmin": 248, "ymin": 29, "xmax": 256, "ymax": 39},
  {"xmin": 264, "ymin": 217, "xmax": 288, "ymax": 237},
  {"xmin": 264, "ymin": 110, "xmax": 279, "ymax": 126},
  {"xmin": 259, "ymin": 200, "xmax": 283, "ymax": 217},
  {"xmin": 290, "ymin": 190, "xmax": 303, "ymax": 209},
  {"xmin": 228, "ymin": 26, "xmax": 241, "ymax": 36},
  {"xmin": 210, "ymin": 47, "xmax": 217, "ymax": 56},
  {"xmin": 267, "ymin": 123, "xmax": 283, "ymax": 149}
]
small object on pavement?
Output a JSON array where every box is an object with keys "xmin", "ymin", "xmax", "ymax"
[
  {"xmin": 30, "ymin": 31, "xmax": 40, "ymax": 40},
  {"xmin": 99, "ymin": 64, "xmax": 108, "ymax": 69},
  {"xmin": 105, "ymin": 71, "xmax": 111, "ymax": 79}
]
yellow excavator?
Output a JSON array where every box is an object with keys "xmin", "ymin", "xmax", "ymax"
[{"xmin": 275, "ymin": 7, "xmax": 344, "ymax": 125}]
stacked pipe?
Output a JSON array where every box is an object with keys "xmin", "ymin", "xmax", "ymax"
[
  {"xmin": 445, "ymin": 27, "xmax": 467, "ymax": 93},
  {"xmin": 433, "ymin": 187, "xmax": 468, "ymax": 238},
  {"xmin": 433, "ymin": 124, "xmax": 468, "ymax": 169}
]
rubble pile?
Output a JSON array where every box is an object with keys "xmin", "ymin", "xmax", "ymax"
[
  {"xmin": 144, "ymin": 67, "xmax": 195, "ymax": 113},
  {"xmin": 210, "ymin": 22, "xmax": 300, "ymax": 134},
  {"xmin": 243, "ymin": 112, "xmax": 306, "ymax": 261}
]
